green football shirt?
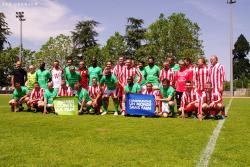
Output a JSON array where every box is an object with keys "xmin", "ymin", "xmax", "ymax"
[
  {"xmin": 64, "ymin": 66, "xmax": 78, "ymax": 78},
  {"xmin": 44, "ymin": 88, "xmax": 58, "ymax": 104},
  {"xmin": 144, "ymin": 65, "xmax": 160, "ymax": 86},
  {"xmin": 76, "ymin": 88, "xmax": 91, "ymax": 102},
  {"xmin": 159, "ymin": 85, "xmax": 175, "ymax": 102},
  {"xmin": 65, "ymin": 71, "xmax": 82, "ymax": 90},
  {"xmin": 124, "ymin": 83, "xmax": 141, "ymax": 94},
  {"xmin": 26, "ymin": 72, "xmax": 36, "ymax": 91},
  {"xmin": 88, "ymin": 66, "xmax": 102, "ymax": 85},
  {"xmin": 100, "ymin": 74, "xmax": 118, "ymax": 90},
  {"xmin": 36, "ymin": 69, "xmax": 51, "ymax": 89},
  {"xmin": 136, "ymin": 68, "xmax": 146, "ymax": 86},
  {"xmin": 12, "ymin": 86, "xmax": 28, "ymax": 100},
  {"xmin": 170, "ymin": 64, "xmax": 180, "ymax": 72}
]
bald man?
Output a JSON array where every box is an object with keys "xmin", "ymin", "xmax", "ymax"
[
  {"xmin": 209, "ymin": 55, "xmax": 225, "ymax": 94},
  {"xmin": 41, "ymin": 82, "xmax": 58, "ymax": 114},
  {"xmin": 11, "ymin": 61, "xmax": 27, "ymax": 90}
]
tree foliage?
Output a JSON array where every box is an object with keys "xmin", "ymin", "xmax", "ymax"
[
  {"xmin": 0, "ymin": 47, "xmax": 33, "ymax": 86},
  {"xmin": 71, "ymin": 20, "xmax": 99, "ymax": 54},
  {"xmin": 35, "ymin": 34, "xmax": 73, "ymax": 69},
  {"xmin": 145, "ymin": 13, "xmax": 203, "ymax": 62},
  {"xmin": 101, "ymin": 32, "xmax": 127, "ymax": 62},
  {"xmin": 233, "ymin": 34, "xmax": 250, "ymax": 80},
  {"xmin": 125, "ymin": 17, "xmax": 146, "ymax": 56},
  {"xmin": 83, "ymin": 45, "xmax": 103, "ymax": 65},
  {"xmin": 0, "ymin": 12, "xmax": 11, "ymax": 51}
]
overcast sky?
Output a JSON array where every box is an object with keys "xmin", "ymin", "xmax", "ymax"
[{"xmin": 1, "ymin": 0, "xmax": 250, "ymax": 80}]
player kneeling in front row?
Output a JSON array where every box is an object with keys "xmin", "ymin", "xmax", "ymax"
[
  {"xmin": 179, "ymin": 81, "xmax": 200, "ymax": 118},
  {"xmin": 27, "ymin": 82, "xmax": 45, "ymax": 112},
  {"xmin": 88, "ymin": 77, "xmax": 102, "ymax": 114},
  {"xmin": 201, "ymin": 82, "xmax": 225, "ymax": 119},
  {"xmin": 74, "ymin": 82, "xmax": 92, "ymax": 114},
  {"xmin": 142, "ymin": 82, "xmax": 159, "ymax": 113},
  {"xmin": 100, "ymin": 69, "xmax": 120, "ymax": 116},
  {"xmin": 57, "ymin": 80, "xmax": 73, "ymax": 97},
  {"xmin": 156, "ymin": 79, "xmax": 175, "ymax": 118},
  {"xmin": 39, "ymin": 82, "xmax": 58, "ymax": 114},
  {"xmin": 122, "ymin": 76, "xmax": 142, "ymax": 116},
  {"xmin": 9, "ymin": 82, "xmax": 29, "ymax": 112}
]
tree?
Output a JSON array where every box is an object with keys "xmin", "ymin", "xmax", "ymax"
[
  {"xmin": 71, "ymin": 20, "xmax": 99, "ymax": 57},
  {"xmin": 125, "ymin": 17, "xmax": 146, "ymax": 57},
  {"xmin": 233, "ymin": 34, "xmax": 250, "ymax": 80},
  {"xmin": 83, "ymin": 45, "xmax": 103, "ymax": 66},
  {"xmin": 0, "ymin": 47, "xmax": 33, "ymax": 86},
  {"xmin": 101, "ymin": 32, "xmax": 127, "ymax": 62},
  {"xmin": 146, "ymin": 13, "xmax": 203, "ymax": 62},
  {"xmin": 35, "ymin": 34, "xmax": 73, "ymax": 69},
  {"xmin": 0, "ymin": 12, "xmax": 11, "ymax": 51}
]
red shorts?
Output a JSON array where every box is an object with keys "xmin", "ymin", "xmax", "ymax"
[{"xmin": 184, "ymin": 103, "xmax": 196, "ymax": 113}]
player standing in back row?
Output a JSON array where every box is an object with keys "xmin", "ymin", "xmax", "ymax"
[
  {"xmin": 51, "ymin": 60, "xmax": 63, "ymax": 91},
  {"xmin": 144, "ymin": 56, "xmax": 160, "ymax": 89},
  {"xmin": 209, "ymin": 55, "xmax": 225, "ymax": 94}
]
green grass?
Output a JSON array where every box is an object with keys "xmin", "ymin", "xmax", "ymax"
[
  {"xmin": 209, "ymin": 98, "xmax": 250, "ymax": 167},
  {"xmin": 0, "ymin": 95, "xmax": 248, "ymax": 167}
]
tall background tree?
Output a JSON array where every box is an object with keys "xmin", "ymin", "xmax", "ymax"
[
  {"xmin": 145, "ymin": 13, "xmax": 203, "ymax": 63},
  {"xmin": 0, "ymin": 12, "xmax": 11, "ymax": 51},
  {"xmin": 125, "ymin": 17, "xmax": 146, "ymax": 57},
  {"xmin": 232, "ymin": 34, "xmax": 250, "ymax": 88},
  {"xmin": 101, "ymin": 32, "xmax": 128, "ymax": 63},
  {"xmin": 35, "ymin": 34, "xmax": 73, "ymax": 68},
  {"xmin": 71, "ymin": 20, "xmax": 99, "ymax": 63}
]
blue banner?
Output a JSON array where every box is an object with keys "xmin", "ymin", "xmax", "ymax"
[{"xmin": 125, "ymin": 94, "xmax": 156, "ymax": 116}]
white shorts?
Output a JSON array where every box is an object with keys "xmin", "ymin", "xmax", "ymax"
[
  {"xmin": 141, "ymin": 85, "xmax": 146, "ymax": 93},
  {"xmin": 103, "ymin": 89, "xmax": 117, "ymax": 97},
  {"xmin": 162, "ymin": 102, "xmax": 170, "ymax": 113}
]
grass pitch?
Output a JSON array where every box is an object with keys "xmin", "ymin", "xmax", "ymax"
[{"xmin": 0, "ymin": 95, "xmax": 248, "ymax": 167}]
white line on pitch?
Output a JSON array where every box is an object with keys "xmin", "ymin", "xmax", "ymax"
[{"xmin": 196, "ymin": 99, "xmax": 233, "ymax": 167}]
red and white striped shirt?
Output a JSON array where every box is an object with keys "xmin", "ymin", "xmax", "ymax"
[
  {"xmin": 30, "ymin": 88, "xmax": 45, "ymax": 101},
  {"xmin": 180, "ymin": 89, "xmax": 199, "ymax": 108},
  {"xmin": 209, "ymin": 63, "xmax": 225, "ymax": 92},
  {"xmin": 113, "ymin": 64, "xmax": 124, "ymax": 78},
  {"xmin": 119, "ymin": 66, "xmax": 142, "ymax": 87},
  {"xmin": 194, "ymin": 66, "xmax": 210, "ymax": 91},
  {"xmin": 159, "ymin": 68, "xmax": 174, "ymax": 86},
  {"xmin": 201, "ymin": 90, "xmax": 222, "ymax": 105},
  {"xmin": 187, "ymin": 65, "xmax": 196, "ymax": 87},
  {"xmin": 142, "ymin": 89, "xmax": 159, "ymax": 97},
  {"xmin": 88, "ymin": 85, "xmax": 101, "ymax": 99},
  {"xmin": 57, "ymin": 86, "xmax": 73, "ymax": 96}
]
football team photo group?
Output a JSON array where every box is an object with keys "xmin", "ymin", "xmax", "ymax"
[
  {"xmin": 9, "ymin": 54, "xmax": 225, "ymax": 121},
  {"xmin": 1, "ymin": 0, "xmax": 249, "ymax": 166}
]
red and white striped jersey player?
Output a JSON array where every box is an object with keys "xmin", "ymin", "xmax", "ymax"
[
  {"xmin": 194, "ymin": 57, "xmax": 210, "ymax": 92},
  {"xmin": 179, "ymin": 81, "xmax": 201, "ymax": 118},
  {"xmin": 57, "ymin": 80, "xmax": 73, "ymax": 96},
  {"xmin": 113, "ymin": 56, "xmax": 125, "ymax": 79},
  {"xmin": 88, "ymin": 77, "xmax": 102, "ymax": 113},
  {"xmin": 201, "ymin": 82, "xmax": 225, "ymax": 118},
  {"xmin": 209, "ymin": 55, "xmax": 225, "ymax": 94},
  {"xmin": 27, "ymin": 82, "xmax": 45, "ymax": 109},
  {"xmin": 118, "ymin": 58, "xmax": 142, "ymax": 91},
  {"xmin": 142, "ymin": 82, "xmax": 159, "ymax": 112},
  {"xmin": 159, "ymin": 61, "xmax": 174, "ymax": 87}
]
